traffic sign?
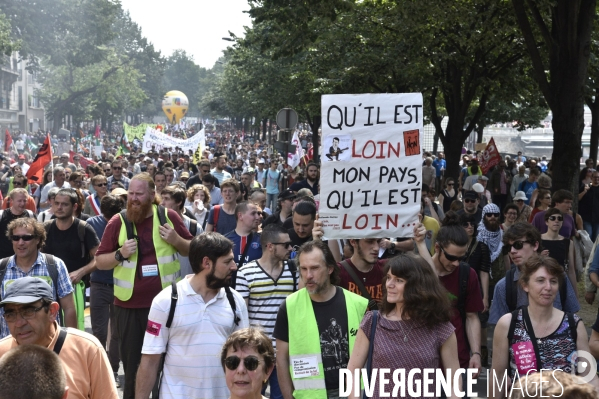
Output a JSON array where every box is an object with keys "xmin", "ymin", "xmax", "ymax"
[{"xmin": 276, "ymin": 108, "xmax": 298, "ymax": 130}]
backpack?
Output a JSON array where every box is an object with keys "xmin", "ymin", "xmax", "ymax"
[
  {"xmin": 212, "ymin": 205, "xmax": 221, "ymax": 231},
  {"xmin": 0, "ymin": 209, "xmax": 35, "ymax": 223},
  {"xmin": 287, "ymin": 259, "xmax": 298, "ymax": 292},
  {"xmin": 189, "ymin": 218, "xmax": 198, "ymax": 236},
  {"xmin": 120, "ymin": 205, "xmax": 168, "ymax": 240},
  {"xmin": 457, "ymin": 261, "xmax": 470, "ymax": 342},
  {"xmin": 43, "ymin": 219, "xmax": 89, "ymax": 260},
  {"xmin": 505, "ymin": 266, "xmax": 567, "ymax": 312}
]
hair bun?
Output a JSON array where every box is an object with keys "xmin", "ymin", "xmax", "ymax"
[{"xmin": 442, "ymin": 211, "xmax": 461, "ymax": 227}]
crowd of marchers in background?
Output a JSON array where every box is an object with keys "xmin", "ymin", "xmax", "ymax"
[{"xmin": 0, "ymin": 126, "xmax": 597, "ymax": 399}]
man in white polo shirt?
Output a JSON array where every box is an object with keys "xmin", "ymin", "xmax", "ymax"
[{"xmin": 135, "ymin": 232, "xmax": 249, "ymax": 399}]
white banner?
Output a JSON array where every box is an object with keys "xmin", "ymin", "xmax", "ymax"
[
  {"xmin": 288, "ymin": 130, "xmax": 304, "ymax": 168},
  {"xmin": 143, "ymin": 127, "xmax": 205, "ymax": 154},
  {"xmin": 319, "ymin": 93, "xmax": 424, "ymax": 239}
]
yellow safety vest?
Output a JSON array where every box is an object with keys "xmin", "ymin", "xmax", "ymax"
[
  {"xmin": 287, "ymin": 288, "xmax": 368, "ymax": 399},
  {"xmin": 113, "ymin": 205, "xmax": 181, "ymax": 301}
]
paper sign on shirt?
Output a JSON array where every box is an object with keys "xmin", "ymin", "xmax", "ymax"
[
  {"xmin": 142, "ymin": 264, "xmax": 159, "ymax": 277},
  {"xmin": 292, "ymin": 356, "xmax": 320, "ymax": 379},
  {"xmin": 511, "ymin": 341, "xmax": 537, "ymax": 374},
  {"xmin": 319, "ymin": 93, "xmax": 423, "ymax": 239}
]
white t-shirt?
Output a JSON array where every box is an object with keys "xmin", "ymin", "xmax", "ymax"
[
  {"xmin": 235, "ymin": 260, "xmax": 297, "ymax": 348},
  {"xmin": 142, "ymin": 277, "xmax": 248, "ymax": 399}
]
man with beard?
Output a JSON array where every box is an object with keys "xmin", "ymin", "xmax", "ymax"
[
  {"xmin": 136, "ymin": 233, "xmax": 248, "ymax": 399},
  {"xmin": 274, "ymin": 241, "xmax": 367, "ymax": 399},
  {"xmin": 474, "ymin": 203, "xmax": 503, "ymax": 367},
  {"xmin": 457, "ymin": 190, "xmax": 483, "ymax": 225},
  {"xmin": 95, "ymin": 173, "xmax": 193, "ymax": 399},
  {"xmin": 236, "ymin": 224, "xmax": 296, "ymax": 399},
  {"xmin": 289, "ymin": 162, "xmax": 319, "ymax": 196}
]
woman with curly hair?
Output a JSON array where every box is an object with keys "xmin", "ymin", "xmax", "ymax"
[{"xmin": 345, "ymin": 253, "xmax": 460, "ymax": 399}]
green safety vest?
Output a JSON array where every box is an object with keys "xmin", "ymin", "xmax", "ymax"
[
  {"xmin": 113, "ymin": 205, "xmax": 181, "ymax": 301},
  {"xmin": 287, "ymin": 288, "xmax": 368, "ymax": 399}
]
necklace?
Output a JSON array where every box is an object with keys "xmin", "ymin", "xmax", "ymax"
[{"xmin": 398, "ymin": 319, "xmax": 413, "ymax": 342}]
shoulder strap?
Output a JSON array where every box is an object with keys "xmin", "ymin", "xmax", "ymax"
[
  {"xmin": 53, "ymin": 328, "xmax": 68, "ymax": 355},
  {"xmin": 567, "ymin": 313, "xmax": 578, "ymax": 344},
  {"xmin": 231, "ymin": 233, "xmax": 253, "ymax": 289},
  {"xmin": 340, "ymin": 260, "xmax": 378, "ymax": 311},
  {"xmin": 43, "ymin": 254, "xmax": 60, "ymax": 304},
  {"xmin": 366, "ymin": 310, "xmax": 378, "ymax": 376},
  {"xmin": 119, "ymin": 210, "xmax": 134, "ymax": 240},
  {"xmin": 224, "ymin": 285, "xmax": 241, "ymax": 326},
  {"xmin": 189, "ymin": 219, "xmax": 197, "ymax": 236},
  {"xmin": 166, "ymin": 281, "xmax": 178, "ymax": 328},
  {"xmin": 287, "ymin": 260, "xmax": 298, "ymax": 292},
  {"xmin": 77, "ymin": 220, "xmax": 87, "ymax": 259},
  {"xmin": 0, "ymin": 257, "xmax": 9, "ymax": 286},
  {"xmin": 43, "ymin": 219, "xmax": 54, "ymax": 233},
  {"xmin": 202, "ymin": 211, "xmax": 209, "ymax": 231},
  {"xmin": 213, "ymin": 205, "xmax": 221, "ymax": 230},
  {"xmin": 505, "ymin": 268, "xmax": 518, "ymax": 312},
  {"xmin": 521, "ymin": 307, "xmax": 543, "ymax": 369},
  {"xmin": 507, "ymin": 309, "xmax": 520, "ymax": 343},
  {"xmin": 157, "ymin": 205, "xmax": 167, "ymax": 227},
  {"xmin": 457, "ymin": 262, "xmax": 470, "ymax": 334}
]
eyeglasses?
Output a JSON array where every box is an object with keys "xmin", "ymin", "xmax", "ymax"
[
  {"xmin": 547, "ymin": 215, "xmax": 563, "ymax": 222},
  {"xmin": 505, "ymin": 240, "xmax": 534, "ymax": 252},
  {"xmin": 95, "ymin": 183, "xmax": 107, "ymax": 187},
  {"xmin": 439, "ymin": 247, "xmax": 467, "ymax": 262},
  {"xmin": 4, "ymin": 304, "xmax": 46, "ymax": 322},
  {"xmin": 10, "ymin": 234, "xmax": 35, "ymax": 242},
  {"xmin": 461, "ymin": 221, "xmax": 474, "ymax": 227},
  {"xmin": 224, "ymin": 355, "xmax": 261, "ymax": 371},
  {"xmin": 272, "ymin": 241, "xmax": 293, "ymax": 248},
  {"xmin": 506, "ymin": 212, "xmax": 518, "ymax": 216},
  {"xmin": 485, "ymin": 212, "xmax": 500, "ymax": 218},
  {"xmin": 464, "ymin": 199, "xmax": 477, "ymax": 204}
]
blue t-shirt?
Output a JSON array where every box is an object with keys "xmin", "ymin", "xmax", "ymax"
[
  {"xmin": 224, "ymin": 231, "xmax": 262, "ymax": 268},
  {"xmin": 265, "ymin": 169, "xmax": 281, "ymax": 195},
  {"xmin": 433, "ymin": 159, "xmax": 446, "ymax": 177},
  {"xmin": 518, "ymin": 180, "xmax": 538, "ymax": 205}
]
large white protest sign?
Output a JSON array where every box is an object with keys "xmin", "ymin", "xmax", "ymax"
[
  {"xmin": 143, "ymin": 127, "xmax": 205, "ymax": 154},
  {"xmin": 319, "ymin": 93, "xmax": 423, "ymax": 239}
]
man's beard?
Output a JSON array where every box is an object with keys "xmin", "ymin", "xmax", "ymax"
[
  {"xmin": 206, "ymin": 266, "xmax": 230, "ymax": 289},
  {"xmin": 126, "ymin": 199, "xmax": 153, "ymax": 224},
  {"xmin": 483, "ymin": 218, "xmax": 499, "ymax": 231}
]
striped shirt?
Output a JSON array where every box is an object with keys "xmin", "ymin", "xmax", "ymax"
[
  {"xmin": 0, "ymin": 252, "xmax": 73, "ymax": 338},
  {"xmin": 141, "ymin": 276, "xmax": 248, "ymax": 399},
  {"xmin": 236, "ymin": 260, "xmax": 297, "ymax": 348}
]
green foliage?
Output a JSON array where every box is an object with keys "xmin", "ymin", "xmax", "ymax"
[{"xmin": 0, "ymin": 11, "xmax": 18, "ymax": 56}]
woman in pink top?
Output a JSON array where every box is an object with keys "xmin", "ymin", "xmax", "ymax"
[{"xmin": 345, "ymin": 253, "xmax": 461, "ymax": 399}]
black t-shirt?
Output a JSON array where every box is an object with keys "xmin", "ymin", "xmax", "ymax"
[
  {"xmin": 43, "ymin": 219, "xmax": 101, "ymax": 273},
  {"xmin": 273, "ymin": 287, "xmax": 349, "ymax": 390},
  {"xmin": 457, "ymin": 208, "xmax": 482, "ymax": 226},
  {"xmin": 0, "ymin": 209, "xmax": 35, "ymax": 259},
  {"xmin": 185, "ymin": 173, "xmax": 220, "ymax": 190},
  {"xmin": 263, "ymin": 212, "xmax": 283, "ymax": 228},
  {"xmin": 288, "ymin": 228, "xmax": 312, "ymax": 257}
]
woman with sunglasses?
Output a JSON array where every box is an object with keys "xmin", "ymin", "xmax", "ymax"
[
  {"xmin": 345, "ymin": 253, "xmax": 460, "ymax": 399},
  {"xmin": 528, "ymin": 188, "xmax": 551, "ymax": 223},
  {"xmin": 220, "ymin": 328, "xmax": 275, "ymax": 399},
  {"xmin": 490, "ymin": 255, "xmax": 599, "ymax": 397},
  {"xmin": 437, "ymin": 178, "xmax": 458, "ymax": 213},
  {"xmin": 541, "ymin": 208, "xmax": 577, "ymax": 294}
]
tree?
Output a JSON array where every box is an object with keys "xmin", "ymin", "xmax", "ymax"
[
  {"xmin": 512, "ymin": 0, "xmax": 596, "ymax": 192},
  {"xmin": 0, "ymin": 11, "xmax": 18, "ymax": 55},
  {"xmin": 163, "ymin": 50, "xmax": 202, "ymax": 114}
]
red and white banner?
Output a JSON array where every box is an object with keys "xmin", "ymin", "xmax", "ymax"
[{"xmin": 479, "ymin": 138, "xmax": 501, "ymax": 174}]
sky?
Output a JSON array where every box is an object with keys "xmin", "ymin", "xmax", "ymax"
[{"xmin": 119, "ymin": 0, "xmax": 252, "ymax": 69}]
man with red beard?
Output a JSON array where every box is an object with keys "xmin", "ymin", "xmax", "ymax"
[{"xmin": 95, "ymin": 173, "xmax": 193, "ymax": 399}]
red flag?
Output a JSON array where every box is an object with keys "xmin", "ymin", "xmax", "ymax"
[
  {"xmin": 26, "ymin": 134, "xmax": 52, "ymax": 184},
  {"xmin": 4, "ymin": 130, "xmax": 12, "ymax": 153},
  {"xmin": 69, "ymin": 150, "xmax": 96, "ymax": 170},
  {"xmin": 94, "ymin": 125, "xmax": 100, "ymax": 138},
  {"xmin": 480, "ymin": 138, "xmax": 501, "ymax": 174}
]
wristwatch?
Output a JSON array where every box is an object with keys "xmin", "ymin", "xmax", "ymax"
[{"xmin": 115, "ymin": 249, "xmax": 128, "ymax": 262}]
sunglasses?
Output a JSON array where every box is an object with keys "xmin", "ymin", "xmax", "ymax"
[
  {"xmin": 464, "ymin": 198, "xmax": 477, "ymax": 204},
  {"xmin": 113, "ymin": 167, "xmax": 122, "ymax": 170},
  {"xmin": 505, "ymin": 240, "xmax": 534, "ymax": 251},
  {"xmin": 10, "ymin": 234, "xmax": 35, "ymax": 242},
  {"xmin": 461, "ymin": 221, "xmax": 474, "ymax": 227},
  {"xmin": 224, "ymin": 355, "xmax": 261, "ymax": 371},
  {"xmin": 439, "ymin": 246, "xmax": 467, "ymax": 262},
  {"xmin": 485, "ymin": 212, "xmax": 500, "ymax": 218},
  {"xmin": 447, "ymin": 183, "xmax": 454, "ymax": 186},
  {"xmin": 547, "ymin": 215, "xmax": 563, "ymax": 222},
  {"xmin": 12, "ymin": 182, "xmax": 23, "ymax": 186},
  {"xmin": 95, "ymin": 183, "xmax": 107, "ymax": 187},
  {"xmin": 272, "ymin": 241, "xmax": 293, "ymax": 248}
]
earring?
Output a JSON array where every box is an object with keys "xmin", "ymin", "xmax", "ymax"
[{"xmin": 263, "ymin": 379, "xmax": 267, "ymax": 384}]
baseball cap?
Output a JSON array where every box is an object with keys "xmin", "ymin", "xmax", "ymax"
[
  {"xmin": 463, "ymin": 190, "xmax": 478, "ymax": 200},
  {"xmin": 257, "ymin": 159, "xmax": 265, "ymax": 164},
  {"xmin": 477, "ymin": 175, "xmax": 489, "ymax": 181},
  {"xmin": 111, "ymin": 188, "xmax": 128, "ymax": 196},
  {"xmin": 0, "ymin": 277, "xmax": 53, "ymax": 306},
  {"xmin": 278, "ymin": 189, "xmax": 296, "ymax": 200},
  {"xmin": 180, "ymin": 172, "xmax": 190, "ymax": 178},
  {"xmin": 18, "ymin": 155, "xmax": 25, "ymax": 160}
]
